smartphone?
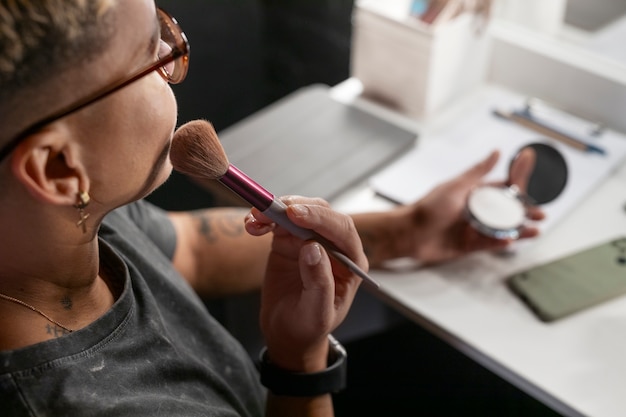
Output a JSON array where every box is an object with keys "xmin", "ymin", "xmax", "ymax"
[{"xmin": 507, "ymin": 236, "xmax": 626, "ymax": 322}]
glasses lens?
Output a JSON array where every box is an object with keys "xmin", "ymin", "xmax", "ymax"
[
  {"xmin": 157, "ymin": 8, "xmax": 189, "ymax": 84},
  {"xmin": 157, "ymin": 40, "xmax": 175, "ymax": 79}
]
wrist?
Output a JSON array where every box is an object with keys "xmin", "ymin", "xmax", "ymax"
[
  {"xmin": 353, "ymin": 207, "xmax": 417, "ymax": 266},
  {"xmin": 264, "ymin": 337, "xmax": 329, "ymax": 373},
  {"xmin": 259, "ymin": 334, "xmax": 348, "ymax": 397}
]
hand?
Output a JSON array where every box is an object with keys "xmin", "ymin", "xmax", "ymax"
[
  {"xmin": 354, "ymin": 148, "xmax": 546, "ymax": 267},
  {"xmin": 245, "ymin": 196, "xmax": 366, "ymax": 372},
  {"xmin": 403, "ymin": 148, "xmax": 545, "ymax": 265}
]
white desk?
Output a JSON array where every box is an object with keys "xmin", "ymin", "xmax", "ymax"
[{"xmin": 331, "ymin": 78, "xmax": 626, "ymax": 417}]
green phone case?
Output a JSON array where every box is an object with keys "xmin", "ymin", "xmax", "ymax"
[{"xmin": 507, "ymin": 236, "xmax": 626, "ymax": 322}]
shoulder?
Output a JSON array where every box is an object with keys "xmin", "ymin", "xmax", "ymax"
[{"xmin": 101, "ymin": 200, "xmax": 177, "ymax": 260}]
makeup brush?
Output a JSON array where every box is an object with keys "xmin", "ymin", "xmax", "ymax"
[{"xmin": 170, "ymin": 119, "xmax": 379, "ymax": 289}]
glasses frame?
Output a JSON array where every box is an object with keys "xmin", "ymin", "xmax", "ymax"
[{"xmin": 0, "ymin": 7, "xmax": 189, "ymax": 162}]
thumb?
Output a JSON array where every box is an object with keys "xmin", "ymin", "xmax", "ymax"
[
  {"xmin": 508, "ymin": 147, "xmax": 536, "ymax": 193},
  {"xmin": 295, "ymin": 243, "xmax": 337, "ymax": 336},
  {"xmin": 299, "ymin": 242, "xmax": 333, "ymax": 291}
]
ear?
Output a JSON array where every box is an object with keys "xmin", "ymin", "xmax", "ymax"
[{"xmin": 10, "ymin": 125, "xmax": 89, "ymax": 206}]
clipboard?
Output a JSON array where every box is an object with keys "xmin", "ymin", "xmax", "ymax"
[{"xmin": 369, "ymin": 86, "xmax": 626, "ymax": 234}]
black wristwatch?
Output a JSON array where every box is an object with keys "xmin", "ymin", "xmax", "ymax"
[{"xmin": 259, "ymin": 334, "xmax": 348, "ymax": 397}]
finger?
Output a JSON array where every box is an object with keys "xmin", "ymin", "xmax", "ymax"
[
  {"xmin": 287, "ymin": 203, "xmax": 368, "ymax": 270},
  {"xmin": 463, "ymin": 226, "xmax": 510, "ymax": 252},
  {"xmin": 295, "ymin": 242, "xmax": 336, "ymax": 334},
  {"xmin": 282, "ymin": 195, "xmax": 331, "ymax": 209},
  {"xmin": 519, "ymin": 226, "xmax": 540, "ymax": 239},
  {"xmin": 509, "ymin": 147, "xmax": 536, "ymax": 192},
  {"xmin": 525, "ymin": 205, "xmax": 546, "ymax": 221},
  {"xmin": 299, "ymin": 242, "xmax": 333, "ymax": 293},
  {"xmin": 244, "ymin": 211, "xmax": 275, "ymax": 236},
  {"xmin": 460, "ymin": 150, "xmax": 500, "ymax": 183},
  {"xmin": 248, "ymin": 195, "xmax": 330, "ymax": 226}
]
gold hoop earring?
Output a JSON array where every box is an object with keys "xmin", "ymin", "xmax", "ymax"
[{"xmin": 74, "ymin": 191, "xmax": 90, "ymax": 233}]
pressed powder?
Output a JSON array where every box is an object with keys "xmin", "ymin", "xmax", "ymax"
[{"xmin": 467, "ymin": 186, "xmax": 526, "ymax": 238}]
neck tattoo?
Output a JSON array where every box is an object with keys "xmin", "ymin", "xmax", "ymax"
[{"xmin": 0, "ymin": 292, "xmax": 74, "ymax": 333}]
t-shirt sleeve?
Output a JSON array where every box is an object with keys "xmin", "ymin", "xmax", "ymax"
[{"xmin": 113, "ymin": 200, "xmax": 177, "ymax": 260}]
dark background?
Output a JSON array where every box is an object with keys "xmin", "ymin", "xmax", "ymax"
[
  {"xmin": 150, "ymin": 0, "xmax": 354, "ymax": 210},
  {"xmin": 148, "ymin": 2, "xmax": 563, "ymax": 415}
]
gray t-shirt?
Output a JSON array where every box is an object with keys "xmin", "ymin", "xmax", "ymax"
[{"xmin": 0, "ymin": 200, "xmax": 266, "ymax": 416}]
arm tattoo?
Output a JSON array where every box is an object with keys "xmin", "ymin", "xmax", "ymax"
[{"xmin": 191, "ymin": 209, "xmax": 247, "ymax": 244}]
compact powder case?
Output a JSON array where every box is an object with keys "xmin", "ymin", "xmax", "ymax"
[
  {"xmin": 467, "ymin": 184, "xmax": 527, "ymax": 239},
  {"xmin": 466, "ymin": 142, "xmax": 568, "ymax": 239}
]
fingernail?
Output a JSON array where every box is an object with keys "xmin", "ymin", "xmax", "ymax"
[
  {"xmin": 304, "ymin": 243, "xmax": 322, "ymax": 266},
  {"xmin": 244, "ymin": 213, "xmax": 259, "ymax": 227},
  {"xmin": 290, "ymin": 204, "xmax": 309, "ymax": 218}
]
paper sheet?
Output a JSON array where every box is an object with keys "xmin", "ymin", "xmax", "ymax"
[{"xmin": 369, "ymin": 87, "xmax": 626, "ymax": 233}]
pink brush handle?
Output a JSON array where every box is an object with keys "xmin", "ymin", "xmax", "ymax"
[{"xmin": 219, "ymin": 165, "xmax": 379, "ymax": 289}]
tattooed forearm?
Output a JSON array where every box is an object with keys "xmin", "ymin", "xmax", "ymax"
[
  {"xmin": 190, "ymin": 209, "xmax": 247, "ymax": 243},
  {"xmin": 358, "ymin": 224, "xmax": 410, "ymax": 267}
]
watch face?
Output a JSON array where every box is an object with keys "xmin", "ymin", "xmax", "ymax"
[{"xmin": 466, "ymin": 185, "xmax": 526, "ymax": 240}]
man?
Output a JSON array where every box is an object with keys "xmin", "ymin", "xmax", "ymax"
[{"xmin": 0, "ymin": 1, "xmax": 542, "ymax": 416}]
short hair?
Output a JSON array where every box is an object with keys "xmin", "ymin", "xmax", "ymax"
[{"xmin": 0, "ymin": 0, "xmax": 116, "ymax": 142}]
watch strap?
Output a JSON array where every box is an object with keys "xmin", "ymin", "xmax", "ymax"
[{"xmin": 259, "ymin": 334, "xmax": 348, "ymax": 397}]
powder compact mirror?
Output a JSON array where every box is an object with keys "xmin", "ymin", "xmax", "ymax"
[{"xmin": 466, "ymin": 142, "xmax": 568, "ymax": 239}]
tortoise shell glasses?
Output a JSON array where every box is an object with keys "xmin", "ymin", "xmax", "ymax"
[{"xmin": 0, "ymin": 7, "xmax": 190, "ymax": 162}]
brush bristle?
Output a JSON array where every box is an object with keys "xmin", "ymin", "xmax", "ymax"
[{"xmin": 170, "ymin": 120, "xmax": 230, "ymax": 180}]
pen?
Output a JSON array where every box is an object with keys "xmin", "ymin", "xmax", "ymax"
[
  {"xmin": 524, "ymin": 97, "xmax": 605, "ymax": 137},
  {"xmin": 493, "ymin": 109, "xmax": 607, "ymax": 155},
  {"xmin": 420, "ymin": 0, "xmax": 462, "ymax": 25},
  {"xmin": 409, "ymin": 0, "xmax": 429, "ymax": 17}
]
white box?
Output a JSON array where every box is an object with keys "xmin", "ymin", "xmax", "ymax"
[{"xmin": 351, "ymin": 0, "xmax": 492, "ymax": 119}]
